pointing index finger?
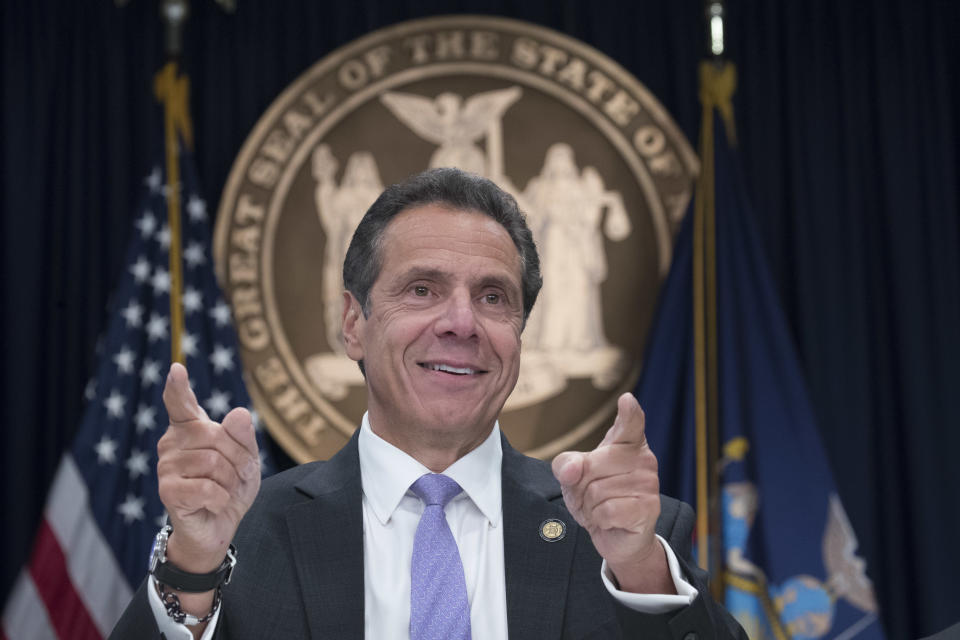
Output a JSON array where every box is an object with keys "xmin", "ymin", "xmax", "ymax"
[
  {"xmin": 162, "ymin": 362, "xmax": 209, "ymax": 425},
  {"xmin": 603, "ymin": 393, "xmax": 647, "ymax": 447}
]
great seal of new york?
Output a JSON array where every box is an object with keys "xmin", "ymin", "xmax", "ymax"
[{"xmin": 214, "ymin": 15, "xmax": 698, "ymax": 463}]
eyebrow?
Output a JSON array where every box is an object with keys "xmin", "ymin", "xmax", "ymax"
[{"xmin": 393, "ymin": 267, "xmax": 447, "ymax": 284}]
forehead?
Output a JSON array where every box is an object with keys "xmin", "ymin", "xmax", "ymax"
[{"xmin": 377, "ymin": 204, "xmax": 523, "ymax": 282}]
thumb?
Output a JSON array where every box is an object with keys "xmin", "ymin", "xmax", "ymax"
[
  {"xmin": 601, "ymin": 393, "xmax": 647, "ymax": 447},
  {"xmin": 552, "ymin": 451, "xmax": 585, "ymax": 487},
  {"xmin": 162, "ymin": 362, "xmax": 208, "ymax": 424}
]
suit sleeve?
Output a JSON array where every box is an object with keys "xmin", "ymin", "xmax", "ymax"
[
  {"xmin": 107, "ymin": 579, "xmax": 165, "ymax": 640},
  {"xmin": 611, "ymin": 498, "xmax": 748, "ymax": 640}
]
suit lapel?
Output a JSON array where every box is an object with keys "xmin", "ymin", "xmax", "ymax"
[
  {"xmin": 501, "ymin": 438, "xmax": 577, "ymax": 638},
  {"xmin": 286, "ymin": 434, "xmax": 365, "ymax": 640}
]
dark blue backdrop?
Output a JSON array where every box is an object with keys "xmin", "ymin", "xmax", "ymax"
[{"xmin": 2, "ymin": 1, "xmax": 958, "ymax": 637}]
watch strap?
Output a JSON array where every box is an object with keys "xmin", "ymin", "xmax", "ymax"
[{"xmin": 152, "ymin": 538, "xmax": 237, "ymax": 593}]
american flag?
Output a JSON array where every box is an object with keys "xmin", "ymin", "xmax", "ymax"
[{"xmin": 2, "ymin": 116, "xmax": 274, "ymax": 639}]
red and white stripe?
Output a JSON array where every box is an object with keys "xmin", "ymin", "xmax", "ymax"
[{"xmin": 2, "ymin": 455, "xmax": 133, "ymax": 639}]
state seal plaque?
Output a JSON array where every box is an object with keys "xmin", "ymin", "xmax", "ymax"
[{"xmin": 214, "ymin": 15, "xmax": 698, "ymax": 462}]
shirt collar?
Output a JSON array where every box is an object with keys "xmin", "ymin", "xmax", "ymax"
[{"xmin": 358, "ymin": 412, "xmax": 503, "ymax": 528}]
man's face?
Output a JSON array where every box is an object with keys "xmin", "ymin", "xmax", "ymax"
[{"xmin": 342, "ymin": 204, "xmax": 524, "ymax": 453}]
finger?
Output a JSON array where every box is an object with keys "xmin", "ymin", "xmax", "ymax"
[
  {"xmin": 601, "ymin": 393, "xmax": 646, "ymax": 447},
  {"xmin": 158, "ymin": 448, "xmax": 244, "ymax": 495},
  {"xmin": 163, "ymin": 363, "xmax": 209, "ymax": 425},
  {"xmin": 552, "ymin": 451, "xmax": 585, "ymax": 487},
  {"xmin": 588, "ymin": 495, "xmax": 661, "ymax": 532},
  {"xmin": 159, "ymin": 476, "xmax": 232, "ymax": 517},
  {"xmin": 581, "ymin": 470, "xmax": 659, "ymax": 515},
  {"xmin": 221, "ymin": 407, "xmax": 261, "ymax": 479},
  {"xmin": 578, "ymin": 444, "xmax": 658, "ymax": 486},
  {"xmin": 176, "ymin": 423, "xmax": 256, "ymax": 478}
]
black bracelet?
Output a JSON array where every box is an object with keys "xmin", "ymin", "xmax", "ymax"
[
  {"xmin": 149, "ymin": 525, "xmax": 238, "ymax": 593},
  {"xmin": 156, "ymin": 580, "xmax": 223, "ymax": 626}
]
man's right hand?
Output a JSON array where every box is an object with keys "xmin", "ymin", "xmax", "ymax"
[{"xmin": 157, "ymin": 362, "xmax": 261, "ymax": 573}]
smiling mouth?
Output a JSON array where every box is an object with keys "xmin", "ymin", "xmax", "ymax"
[{"xmin": 418, "ymin": 362, "xmax": 487, "ymax": 376}]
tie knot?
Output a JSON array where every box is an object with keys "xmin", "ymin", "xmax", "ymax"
[{"xmin": 410, "ymin": 473, "xmax": 462, "ymax": 507}]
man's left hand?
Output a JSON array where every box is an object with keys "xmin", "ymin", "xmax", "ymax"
[{"xmin": 551, "ymin": 393, "xmax": 674, "ymax": 595}]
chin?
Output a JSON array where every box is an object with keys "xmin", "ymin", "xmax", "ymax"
[{"xmin": 419, "ymin": 404, "xmax": 493, "ymax": 435}]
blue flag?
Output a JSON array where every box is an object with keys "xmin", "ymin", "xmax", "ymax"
[
  {"xmin": 636, "ymin": 108, "xmax": 884, "ymax": 639},
  {"xmin": 2, "ymin": 68, "xmax": 274, "ymax": 639}
]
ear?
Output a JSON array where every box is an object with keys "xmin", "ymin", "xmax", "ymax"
[{"xmin": 341, "ymin": 290, "xmax": 365, "ymax": 362}]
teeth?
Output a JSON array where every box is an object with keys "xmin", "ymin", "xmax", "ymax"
[{"xmin": 425, "ymin": 363, "xmax": 476, "ymax": 375}]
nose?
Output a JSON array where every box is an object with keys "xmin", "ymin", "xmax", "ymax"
[{"xmin": 434, "ymin": 288, "xmax": 478, "ymax": 338}]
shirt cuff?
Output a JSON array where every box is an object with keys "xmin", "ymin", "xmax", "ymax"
[
  {"xmin": 600, "ymin": 534, "xmax": 699, "ymax": 614},
  {"xmin": 147, "ymin": 575, "xmax": 222, "ymax": 640}
]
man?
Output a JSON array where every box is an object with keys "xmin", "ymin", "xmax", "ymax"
[{"xmin": 110, "ymin": 168, "xmax": 745, "ymax": 639}]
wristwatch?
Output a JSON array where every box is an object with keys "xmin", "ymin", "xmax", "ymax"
[{"xmin": 148, "ymin": 524, "xmax": 237, "ymax": 593}]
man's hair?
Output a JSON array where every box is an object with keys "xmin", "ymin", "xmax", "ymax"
[{"xmin": 342, "ymin": 167, "xmax": 542, "ymax": 323}]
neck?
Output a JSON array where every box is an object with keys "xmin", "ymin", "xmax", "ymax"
[{"xmin": 367, "ymin": 414, "xmax": 493, "ymax": 472}]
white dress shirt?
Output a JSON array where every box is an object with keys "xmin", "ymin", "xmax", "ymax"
[{"xmin": 149, "ymin": 414, "xmax": 697, "ymax": 639}]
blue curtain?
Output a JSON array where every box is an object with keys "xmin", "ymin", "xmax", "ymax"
[{"xmin": 3, "ymin": 1, "xmax": 957, "ymax": 636}]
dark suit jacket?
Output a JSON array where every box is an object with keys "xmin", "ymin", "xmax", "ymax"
[{"xmin": 111, "ymin": 432, "xmax": 746, "ymax": 639}]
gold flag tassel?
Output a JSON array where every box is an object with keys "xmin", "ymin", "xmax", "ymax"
[{"xmin": 154, "ymin": 62, "xmax": 194, "ymax": 364}]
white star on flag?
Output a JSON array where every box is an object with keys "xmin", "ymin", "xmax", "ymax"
[
  {"xmin": 151, "ymin": 267, "xmax": 171, "ymax": 295},
  {"xmin": 210, "ymin": 300, "xmax": 232, "ymax": 327},
  {"xmin": 104, "ymin": 390, "xmax": 126, "ymax": 419},
  {"xmin": 125, "ymin": 449, "xmax": 150, "ymax": 479},
  {"xmin": 84, "ymin": 378, "xmax": 97, "ymax": 401},
  {"xmin": 187, "ymin": 195, "xmax": 207, "ymax": 222},
  {"xmin": 145, "ymin": 313, "xmax": 168, "ymax": 342},
  {"xmin": 113, "ymin": 347, "xmax": 136, "ymax": 375},
  {"xmin": 141, "ymin": 359, "xmax": 162, "ymax": 386},
  {"xmin": 94, "ymin": 435, "xmax": 118, "ymax": 464},
  {"xmin": 209, "ymin": 344, "xmax": 234, "ymax": 374},
  {"xmin": 204, "ymin": 389, "xmax": 231, "ymax": 418},
  {"xmin": 120, "ymin": 301, "xmax": 144, "ymax": 328},
  {"xmin": 135, "ymin": 212, "xmax": 157, "ymax": 238},
  {"xmin": 130, "ymin": 257, "xmax": 151, "ymax": 283},
  {"xmin": 181, "ymin": 330, "xmax": 199, "ymax": 358},
  {"xmin": 117, "ymin": 494, "xmax": 146, "ymax": 524},
  {"xmin": 183, "ymin": 241, "xmax": 206, "ymax": 268},
  {"xmin": 156, "ymin": 224, "xmax": 171, "ymax": 250},
  {"xmin": 182, "ymin": 287, "xmax": 203, "ymax": 314},
  {"xmin": 134, "ymin": 404, "xmax": 156, "ymax": 433}
]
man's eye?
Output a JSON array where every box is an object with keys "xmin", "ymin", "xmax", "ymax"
[
  {"xmin": 484, "ymin": 293, "xmax": 501, "ymax": 304},
  {"xmin": 413, "ymin": 286, "xmax": 429, "ymax": 296}
]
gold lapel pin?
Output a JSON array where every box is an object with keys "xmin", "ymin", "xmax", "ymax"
[{"xmin": 539, "ymin": 519, "xmax": 566, "ymax": 542}]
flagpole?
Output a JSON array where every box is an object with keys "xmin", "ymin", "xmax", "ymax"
[
  {"xmin": 157, "ymin": 0, "xmax": 193, "ymax": 364},
  {"xmin": 693, "ymin": 0, "xmax": 732, "ymax": 601}
]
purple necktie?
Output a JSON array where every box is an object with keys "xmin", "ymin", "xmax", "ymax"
[{"xmin": 409, "ymin": 473, "xmax": 472, "ymax": 640}]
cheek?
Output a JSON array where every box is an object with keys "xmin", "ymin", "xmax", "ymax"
[
  {"xmin": 491, "ymin": 325, "xmax": 522, "ymax": 363},
  {"xmin": 374, "ymin": 314, "xmax": 433, "ymax": 358}
]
